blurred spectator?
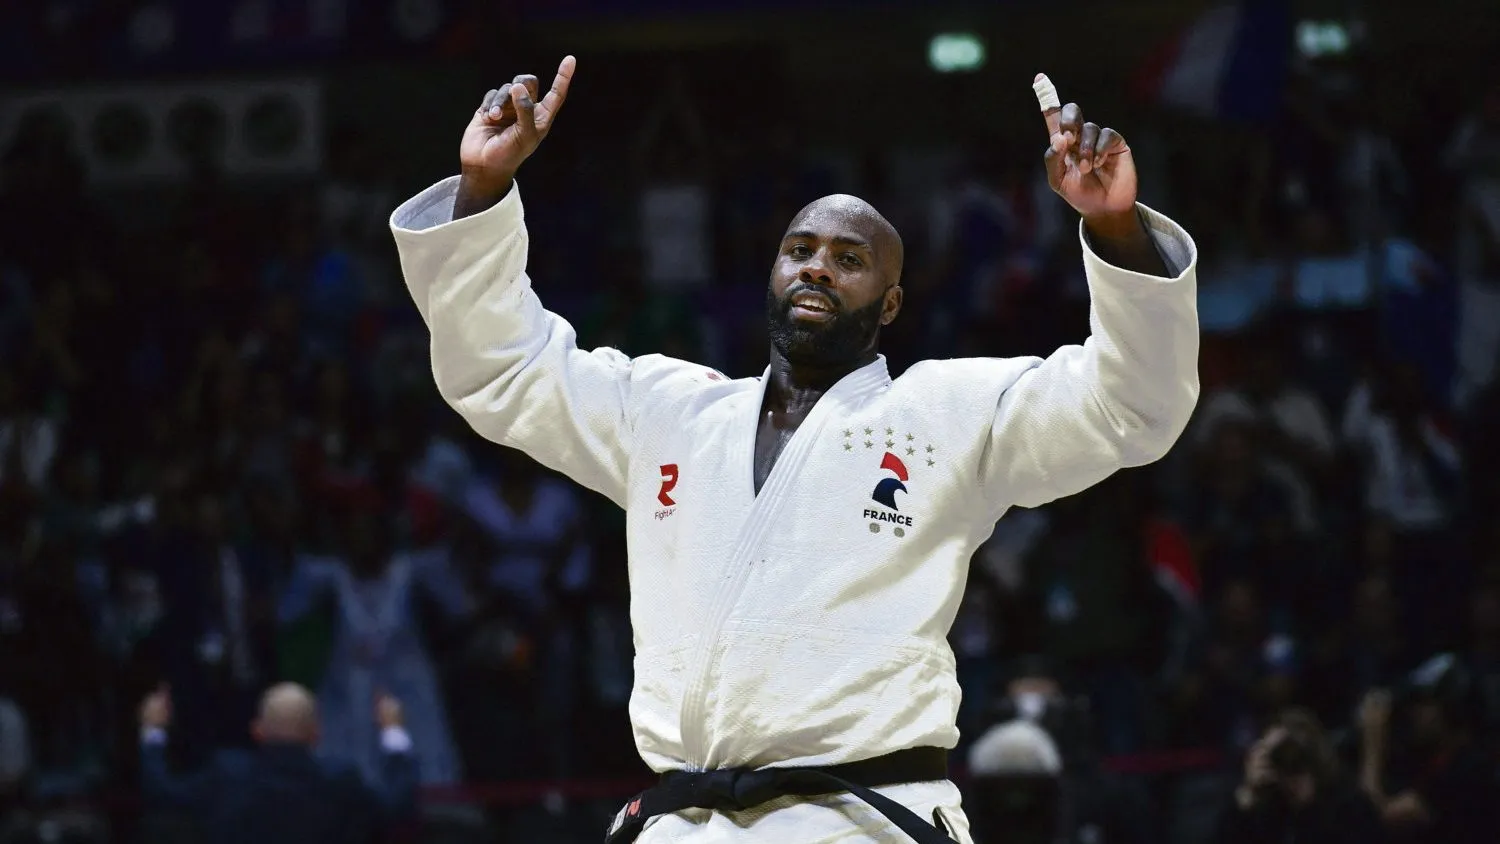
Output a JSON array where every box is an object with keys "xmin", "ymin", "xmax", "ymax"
[
  {"xmin": 1357, "ymin": 659, "xmax": 1500, "ymax": 843},
  {"xmin": 1018, "ymin": 475, "xmax": 1169, "ymax": 755},
  {"xmin": 153, "ymin": 492, "xmax": 278, "ymax": 763},
  {"xmin": 1464, "ymin": 579, "xmax": 1500, "ymax": 746},
  {"xmin": 1303, "ymin": 572, "xmax": 1414, "ymax": 729},
  {"xmin": 968, "ymin": 657, "xmax": 1154, "ymax": 844},
  {"xmin": 1183, "ymin": 420, "xmax": 1295, "ymax": 601},
  {"xmin": 139, "ymin": 684, "xmax": 417, "ymax": 844},
  {"xmin": 1448, "ymin": 81, "xmax": 1500, "ymax": 411},
  {"xmin": 1344, "ymin": 362, "xmax": 1467, "ymax": 652},
  {"xmin": 1171, "ymin": 579, "xmax": 1298, "ymax": 752},
  {"xmin": 1215, "ymin": 708, "xmax": 1380, "ymax": 844},
  {"xmin": 278, "ymin": 511, "xmax": 469, "ymax": 786}
]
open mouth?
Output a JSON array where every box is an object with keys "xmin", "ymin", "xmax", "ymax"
[{"xmin": 789, "ymin": 291, "xmax": 836, "ymax": 320}]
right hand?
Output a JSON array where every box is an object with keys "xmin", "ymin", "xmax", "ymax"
[
  {"xmin": 1244, "ymin": 728, "xmax": 1280, "ymax": 789},
  {"xmin": 1235, "ymin": 728, "xmax": 1280, "ymax": 808},
  {"xmin": 139, "ymin": 685, "xmax": 172, "ymax": 730},
  {"xmin": 459, "ymin": 55, "xmax": 576, "ymax": 196},
  {"xmin": 376, "ymin": 693, "xmax": 404, "ymax": 730}
]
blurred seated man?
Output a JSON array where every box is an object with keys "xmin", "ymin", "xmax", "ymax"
[
  {"xmin": 1358, "ymin": 656, "xmax": 1500, "ymax": 844},
  {"xmin": 967, "ymin": 657, "xmax": 1153, "ymax": 844},
  {"xmin": 139, "ymin": 683, "xmax": 418, "ymax": 844},
  {"xmin": 965, "ymin": 720, "xmax": 1062, "ymax": 844},
  {"xmin": 1216, "ymin": 708, "xmax": 1379, "ymax": 844}
]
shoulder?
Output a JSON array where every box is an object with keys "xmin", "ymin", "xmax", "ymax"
[
  {"xmin": 625, "ymin": 354, "xmax": 753, "ymax": 407},
  {"xmin": 894, "ymin": 356, "xmax": 1044, "ymax": 403},
  {"xmin": 209, "ymin": 748, "xmax": 257, "ymax": 777}
]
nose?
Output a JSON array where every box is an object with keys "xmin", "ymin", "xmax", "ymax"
[{"xmin": 798, "ymin": 250, "xmax": 833, "ymax": 285}]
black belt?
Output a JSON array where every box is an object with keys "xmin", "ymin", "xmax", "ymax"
[{"xmin": 603, "ymin": 746, "xmax": 961, "ymax": 843}]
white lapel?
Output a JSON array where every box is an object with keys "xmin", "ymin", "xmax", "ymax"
[{"xmin": 678, "ymin": 355, "xmax": 892, "ymax": 766}]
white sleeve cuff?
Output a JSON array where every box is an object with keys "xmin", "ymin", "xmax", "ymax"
[
  {"xmin": 141, "ymin": 727, "xmax": 168, "ymax": 746},
  {"xmin": 380, "ymin": 726, "xmax": 413, "ymax": 753}
]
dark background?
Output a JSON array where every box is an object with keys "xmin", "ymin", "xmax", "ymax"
[{"xmin": 1, "ymin": 0, "xmax": 1498, "ymax": 841}]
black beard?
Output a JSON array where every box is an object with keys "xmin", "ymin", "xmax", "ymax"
[{"xmin": 765, "ymin": 286, "xmax": 884, "ymax": 368}]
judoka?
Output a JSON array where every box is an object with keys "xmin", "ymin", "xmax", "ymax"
[{"xmin": 391, "ymin": 56, "xmax": 1199, "ymax": 843}]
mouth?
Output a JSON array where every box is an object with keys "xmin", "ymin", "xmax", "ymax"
[{"xmin": 788, "ymin": 290, "xmax": 837, "ymax": 321}]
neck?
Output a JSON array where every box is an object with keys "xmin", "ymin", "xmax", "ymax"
[{"xmin": 764, "ymin": 348, "xmax": 876, "ymax": 409}]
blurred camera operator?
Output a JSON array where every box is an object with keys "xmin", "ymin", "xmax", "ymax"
[
  {"xmin": 1215, "ymin": 708, "xmax": 1379, "ymax": 844},
  {"xmin": 1357, "ymin": 656, "xmax": 1499, "ymax": 844},
  {"xmin": 964, "ymin": 657, "xmax": 1152, "ymax": 844}
]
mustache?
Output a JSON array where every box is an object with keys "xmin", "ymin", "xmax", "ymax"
[{"xmin": 778, "ymin": 283, "xmax": 844, "ymax": 312}]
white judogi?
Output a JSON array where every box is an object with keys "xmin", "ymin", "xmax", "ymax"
[{"xmin": 391, "ymin": 177, "xmax": 1199, "ymax": 842}]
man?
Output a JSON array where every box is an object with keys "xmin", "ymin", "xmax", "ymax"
[
  {"xmin": 1217, "ymin": 709, "xmax": 1380, "ymax": 844},
  {"xmin": 391, "ymin": 58, "xmax": 1199, "ymax": 843},
  {"xmin": 138, "ymin": 684, "xmax": 418, "ymax": 844}
]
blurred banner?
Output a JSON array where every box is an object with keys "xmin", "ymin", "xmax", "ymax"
[
  {"xmin": 0, "ymin": 0, "xmax": 947, "ymax": 83},
  {"xmin": 0, "ymin": 0, "xmax": 477, "ymax": 82},
  {"xmin": 0, "ymin": 78, "xmax": 323, "ymax": 184}
]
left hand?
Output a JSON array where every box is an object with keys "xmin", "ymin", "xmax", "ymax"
[{"xmin": 1036, "ymin": 74, "xmax": 1137, "ymax": 221}]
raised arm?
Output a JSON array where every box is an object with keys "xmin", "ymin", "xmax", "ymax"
[
  {"xmin": 976, "ymin": 76, "xmax": 1199, "ymax": 511},
  {"xmin": 390, "ymin": 59, "xmax": 636, "ymax": 505}
]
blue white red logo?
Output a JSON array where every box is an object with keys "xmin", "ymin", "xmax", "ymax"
[{"xmin": 870, "ymin": 452, "xmax": 909, "ymax": 510}]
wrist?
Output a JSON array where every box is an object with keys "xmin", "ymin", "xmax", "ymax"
[
  {"xmin": 1082, "ymin": 207, "xmax": 1146, "ymax": 244},
  {"xmin": 457, "ymin": 168, "xmax": 514, "ymax": 209}
]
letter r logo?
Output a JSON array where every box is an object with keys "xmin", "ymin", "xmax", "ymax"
[{"xmin": 658, "ymin": 464, "xmax": 679, "ymax": 506}]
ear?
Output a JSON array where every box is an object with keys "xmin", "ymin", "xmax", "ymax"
[
  {"xmin": 250, "ymin": 719, "xmax": 265, "ymax": 744},
  {"xmin": 880, "ymin": 285, "xmax": 903, "ymax": 326}
]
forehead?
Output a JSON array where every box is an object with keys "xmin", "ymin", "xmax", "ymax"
[{"xmin": 785, "ymin": 200, "xmax": 884, "ymax": 245}]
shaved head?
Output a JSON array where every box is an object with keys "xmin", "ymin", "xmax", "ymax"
[
  {"xmin": 767, "ymin": 193, "xmax": 906, "ymax": 370},
  {"xmin": 785, "ymin": 194, "xmax": 904, "ymax": 288},
  {"xmin": 254, "ymin": 683, "xmax": 319, "ymax": 745}
]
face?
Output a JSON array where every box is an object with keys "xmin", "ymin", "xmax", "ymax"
[{"xmin": 766, "ymin": 196, "xmax": 902, "ymax": 368}]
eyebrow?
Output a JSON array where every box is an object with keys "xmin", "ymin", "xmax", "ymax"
[{"xmin": 782, "ymin": 230, "xmax": 874, "ymax": 250}]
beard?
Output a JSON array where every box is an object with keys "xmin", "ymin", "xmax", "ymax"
[{"xmin": 765, "ymin": 285, "xmax": 884, "ymax": 368}]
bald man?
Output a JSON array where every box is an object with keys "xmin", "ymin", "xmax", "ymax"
[
  {"xmin": 139, "ymin": 684, "xmax": 418, "ymax": 844},
  {"xmin": 392, "ymin": 59, "xmax": 1198, "ymax": 843}
]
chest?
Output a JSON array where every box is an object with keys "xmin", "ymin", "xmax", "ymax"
[
  {"xmin": 632, "ymin": 388, "xmax": 973, "ymax": 550},
  {"xmin": 752, "ymin": 403, "xmax": 811, "ymax": 494}
]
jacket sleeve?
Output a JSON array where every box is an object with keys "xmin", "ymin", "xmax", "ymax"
[
  {"xmin": 139, "ymin": 739, "xmax": 212, "ymax": 811},
  {"xmin": 391, "ymin": 177, "xmax": 636, "ymax": 507},
  {"xmin": 976, "ymin": 204, "xmax": 1199, "ymax": 511},
  {"xmin": 368, "ymin": 743, "xmax": 420, "ymax": 822}
]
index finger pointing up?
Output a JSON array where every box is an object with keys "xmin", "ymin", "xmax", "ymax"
[
  {"xmin": 535, "ymin": 55, "xmax": 577, "ymax": 130},
  {"xmin": 1034, "ymin": 73, "xmax": 1062, "ymax": 137}
]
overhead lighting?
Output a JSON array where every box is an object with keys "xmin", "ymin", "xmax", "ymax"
[{"xmin": 929, "ymin": 32, "xmax": 985, "ymax": 74}]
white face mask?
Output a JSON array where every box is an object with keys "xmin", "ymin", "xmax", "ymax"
[{"xmin": 1015, "ymin": 691, "xmax": 1048, "ymax": 721}]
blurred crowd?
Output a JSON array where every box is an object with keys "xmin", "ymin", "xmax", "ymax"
[{"xmin": 2, "ymin": 45, "xmax": 1500, "ymax": 843}]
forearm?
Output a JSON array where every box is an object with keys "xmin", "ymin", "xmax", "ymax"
[
  {"xmin": 1359, "ymin": 742, "xmax": 1388, "ymax": 804},
  {"xmin": 1083, "ymin": 207, "xmax": 1170, "ymax": 277}
]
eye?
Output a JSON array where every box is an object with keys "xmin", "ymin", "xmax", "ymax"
[
  {"xmin": 788, "ymin": 244, "xmax": 812, "ymax": 259},
  {"xmin": 838, "ymin": 253, "xmax": 864, "ymax": 268}
]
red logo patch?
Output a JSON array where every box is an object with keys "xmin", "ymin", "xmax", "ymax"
[{"xmin": 658, "ymin": 464, "xmax": 679, "ymax": 506}]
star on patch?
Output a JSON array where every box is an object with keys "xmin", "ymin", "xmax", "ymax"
[
  {"xmin": 864, "ymin": 440, "xmax": 874, "ymax": 449},
  {"xmin": 906, "ymin": 433, "xmax": 915, "ymax": 441},
  {"xmin": 864, "ymin": 427, "xmax": 873, "ymax": 436},
  {"xmin": 885, "ymin": 427, "xmax": 894, "ymax": 436},
  {"xmin": 925, "ymin": 444, "xmax": 935, "ymax": 453},
  {"xmin": 885, "ymin": 439, "xmax": 895, "ymax": 448},
  {"xmin": 843, "ymin": 429, "xmax": 853, "ymax": 438},
  {"xmin": 844, "ymin": 443, "xmax": 853, "ymax": 451},
  {"xmin": 927, "ymin": 459, "xmax": 935, "ymax": 467},
  {"xmin": 906, "ymin": 447, "xmax": 915, "ymax": 456}
]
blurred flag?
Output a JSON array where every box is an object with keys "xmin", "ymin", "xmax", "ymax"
[{"xmin": 1133, "ymin": 0, "xmax": 1292, "ymax": 124}]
